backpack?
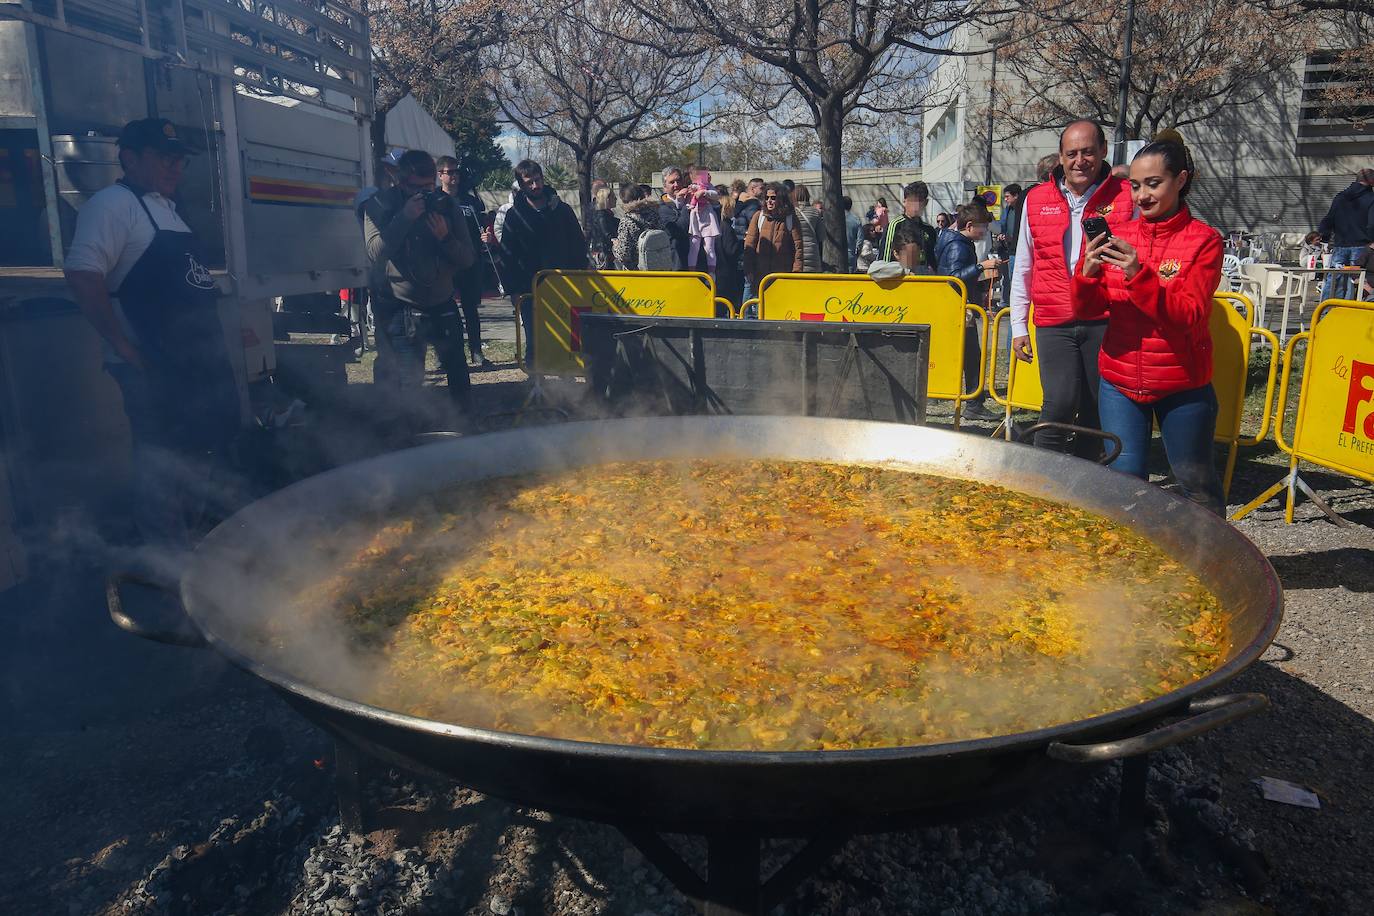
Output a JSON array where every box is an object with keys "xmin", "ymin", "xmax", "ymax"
[
  {"xmin": 749, "ymin": 212, "xmax": 793, "ymax": 233},
  {"xmin": 638, "ymin": 227, "xmax": 679, "ymax": 271}
]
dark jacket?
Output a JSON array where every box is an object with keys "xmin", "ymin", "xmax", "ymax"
[
  {"xmin": 588, "ymin": 208, "xmax": 619, "ymax": 269},
  {"xmin": 1318, "ymin": 181, "xmax": 1374, "ymax": 247},
  {"xmin": 935, "ymin": 227, "xmax": 988, "ymax": 305},
  {"xmin": 687, "ymin": 202, "xmax": 743, "ymax": 306},
  {"xmin": 493, "ymin": 189, "xmax": 587, "ymax": 296},
  {"xmin": 658, "ymin": 195, "xmax": 693, "ymax": 267},
  {"xmin": 452, "ymin": 186, "xmax": 486, "ymax": 239},
  {"xmin": 1002, "ymin": 200, "xmax": 1023, "ymax": 254},
  {"xmin": 363, "ymin": 186, "xmax": 475, "ymax": 309},
  {"xmin": 733, "ymin": 197, "xmax": 761, "ymax": 246}
]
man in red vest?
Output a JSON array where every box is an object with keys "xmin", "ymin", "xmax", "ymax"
[{"xmin": 1009, "ymin": 120, "xmax": 1134, "ymax": 456}]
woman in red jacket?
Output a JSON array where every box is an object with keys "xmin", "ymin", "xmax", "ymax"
[{"xmin": 1075, "ymin": 135, "xmax": 1226, "ymax": 514}]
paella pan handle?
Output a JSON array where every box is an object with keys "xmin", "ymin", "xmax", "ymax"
[
  {"xmin": 1045, "ymin": 693, "xmax": 1268, "ymax": 764},
  {"xmin": 105, "ymin": 572, "xmax": 208, "ymax": 649},
  {"xmin": 1019, "ymin": 422, "xmax": 1123, "ymax": 465}
]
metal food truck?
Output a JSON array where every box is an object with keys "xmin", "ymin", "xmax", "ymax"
[{"xmin": 0, "ymin": 0, "xmax": 373, "ymax": 588}]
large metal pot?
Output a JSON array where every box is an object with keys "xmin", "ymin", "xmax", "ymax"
[{"xmin": 113, "ymin": 417, "xmax": 1281, "ymax": 837}]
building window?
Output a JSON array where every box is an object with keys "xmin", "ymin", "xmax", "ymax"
[
  {"xmin": 1298, "ymin": 50, "xmax": 1374, "ymax": 151},
  {"xmin": 927, "ymin": 106, "xmax": 960, "ymax": 161}
]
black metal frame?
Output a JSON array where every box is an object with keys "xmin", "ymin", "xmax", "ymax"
[
  {"xmin": 580, "ymin": 316, "xmax": 931, "ymax": 425},
  {"xmin": 325, "ymin": 731, "xmax": 1156, "ymax": 916}
]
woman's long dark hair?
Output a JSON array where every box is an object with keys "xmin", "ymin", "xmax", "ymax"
[
  {"xmin": 1133, "ymin": 133, "xmax": 1196, "ymax": 199},
  {"xmin": 763, "ymin": 181, "xmax": 794, "ymax": 218}
]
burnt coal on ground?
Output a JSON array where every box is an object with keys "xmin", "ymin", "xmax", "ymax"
[{"xmin": 1, "ymin": 369, "xmax": 1371, "ymax": 916}]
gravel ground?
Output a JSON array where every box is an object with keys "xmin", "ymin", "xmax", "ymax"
[{"xmin": 1, "ymin": 362, "xmax": 1371, "ymax": 916}]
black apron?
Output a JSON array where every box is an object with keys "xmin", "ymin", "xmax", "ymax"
[{"xmin": 114, "ymin": 183, "xmax": 240, "ymax": 455}]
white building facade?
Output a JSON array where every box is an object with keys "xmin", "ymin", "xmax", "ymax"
[{"xmin": 921, "ymin": 25, "xmax": 1374, "ymax": 235}]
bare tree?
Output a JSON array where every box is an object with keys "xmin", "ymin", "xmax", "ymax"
[
  {"xmin": 711, "ymin": 114, "xmax": 783, "ymax": 172},
  {"xmin": 991, "ymin": 0, "xmax": 1317, "ymax": 141},
  {"xmin": 367, "ymin": 0, "xmax": 504, "ymax": 153},
  {"xmin": 626, "ymin": 0, "xmax": 1015, "ymax": 270},
  {"xmin": 485, "ymin": 0, "xmax": 717, "ymax": 215},
  {"xmin": 842, "ymin": 122, "xmax": 920, "ymax": 168}
]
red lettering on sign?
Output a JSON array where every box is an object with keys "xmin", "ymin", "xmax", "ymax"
[
  {"xmin": 1343, "ymin": 359, "xmax": 1374, "ymax": 438},
  {"xmin": 570, "ymin": 305, "xmax": 593, "ymax": 351}
]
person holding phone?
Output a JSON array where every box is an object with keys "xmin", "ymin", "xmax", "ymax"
[
  {"xmin": 1073, "ymin": 132, "xmax": 1226, "ymax": 514},
  {"xmin": 1009, "ymin": 120, "xmax": 1134, "ymax": 457}
]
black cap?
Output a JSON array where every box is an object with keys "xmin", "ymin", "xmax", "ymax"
[{"xmin": 117, "ymin": 118, "xmax": 195, "ymax": 156}]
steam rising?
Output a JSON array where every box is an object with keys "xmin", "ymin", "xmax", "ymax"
[{"xmin": 197, "ymin": 458, "xmax": 1228, "ymax": 752}]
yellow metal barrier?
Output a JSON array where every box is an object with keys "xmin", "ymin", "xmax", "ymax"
[
  {"xmin": 1233, "ymin": 299, "xmax": 1374, "ymax": 524},
  {"xmin": 1210, "ymin": 294, "xmax": 1279, "ymax": 496},
  {"xmin": 987, "ymin": 306, "xmax": 1043, "ymax": 439},
  {"xmin": 530, "ymin": 270, "xmax": 718, "ymax": 374},
  {"xmin": 753, "ymin": 272, "xmax": 985, "ymax": 422},
  {"xmin": 1215, "ymin": 291, "xmax": 1257, "ymax": 327},
  {"xmin": 987, "ymin": 296, "xmax": 1275, "ymax": 474}
]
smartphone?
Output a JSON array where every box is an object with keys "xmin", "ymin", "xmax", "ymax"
[{"xmin": 1082, "ymin": 216, "xmax": 1111, "ymax": 240}]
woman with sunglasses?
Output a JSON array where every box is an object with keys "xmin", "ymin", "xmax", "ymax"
[{"xmin": 743, "ymin": 182, "xmax": 804, "ymax": 296}]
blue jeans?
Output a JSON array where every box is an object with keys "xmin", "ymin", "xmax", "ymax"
[
  {"xmin": 1097, "ymin": 379, "xmax": 1226, "ymax": 515},
  {"xmin": 1321, "ymin": 245, "xmax": 1365, "ymax": 302}
]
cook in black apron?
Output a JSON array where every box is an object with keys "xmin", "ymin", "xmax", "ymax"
[{"xmin": 111, "ymin": 182, "xmax": 241, "ymax": 540}]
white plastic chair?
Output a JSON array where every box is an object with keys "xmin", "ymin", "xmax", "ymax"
[
  {"xmin": 1220, "ymin": 254, "xmax": 1242, "ymax": 291},
  {"xmin": 1255, "ymin": 265, "xmax": 1307, "ymax": 341},
  {"xmin": 1236, "ymin": 261, "xmax": 1271, "ymax": 324}
]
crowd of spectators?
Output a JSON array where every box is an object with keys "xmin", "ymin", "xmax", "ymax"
[{"xmin": 358, "ymin": 126, "xmax": 1246, "ymax": 508}]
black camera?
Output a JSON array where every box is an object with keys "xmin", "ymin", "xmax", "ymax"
[{"xmin": 423, "ymin": 189, "xmax": 453, "ymax": 215}]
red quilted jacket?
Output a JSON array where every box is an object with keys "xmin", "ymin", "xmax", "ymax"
[{"xmin": 1073, "ymin": 206, "xmax": 1223, "ymax": 403}]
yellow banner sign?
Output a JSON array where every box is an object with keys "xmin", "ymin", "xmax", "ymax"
[
  {"xmin": 532, "ymin": 270, "xmax": 717, "ymax": 374},
  {"xmin": 756, "ymin": 273, "xmax": 975, "ymax": 402},
  {"xmin": 1289, "ymin": 300, "xmax": 1374, "ymax": 483}
]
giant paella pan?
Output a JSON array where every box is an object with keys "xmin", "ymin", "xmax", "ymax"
[{"xmin": 112, "ymin": 416, "xmax": 1280, "ymax": 865}]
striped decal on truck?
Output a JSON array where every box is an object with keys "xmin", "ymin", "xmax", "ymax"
[{"xmin": 248, "ymin": 176, "xmax": 355, "ymax": 208}]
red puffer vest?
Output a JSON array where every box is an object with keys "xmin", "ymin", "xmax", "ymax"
[
  {"xmin": 1024, "ymin": 166, "xmax": 1134, "ymax": 326},
  {"xmin": 1074, "ymin": 206, "xmax": 1224, "ymax": 403}
]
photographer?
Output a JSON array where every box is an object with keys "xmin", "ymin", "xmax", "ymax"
[{"xmin": 363, "ymin": 149, "xmax": 476, "ymax": 413}]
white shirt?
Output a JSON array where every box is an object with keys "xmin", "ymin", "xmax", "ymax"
[
  {"xmin": 65, "ymin": 183, "xmax": 192, "ymax": 291},
  {"xmin": 1009, "ymin": 177, "xmax": 1104, "ymax": 338},
  {"xmin": 65, "ymin": 183, "xmax": 193, "ymax": 361}
]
